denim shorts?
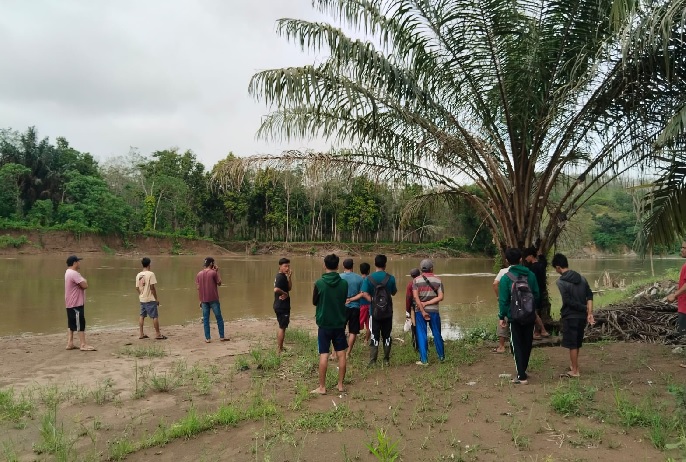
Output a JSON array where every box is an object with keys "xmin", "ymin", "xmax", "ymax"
[{"xmin": 140, "ymin": 301, "xmax": 159, "ymax": 319}]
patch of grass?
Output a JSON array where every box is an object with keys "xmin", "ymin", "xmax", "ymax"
[
  {"xmin": 32, "ymin": 404, "xmax": 76, "ymax": 461},
  {"xmin": 250, "ymin": 348, "xmax": 282, "ymax": 371},
  {"xmin": 120, "ymin": 345, "xmax": 167, "ymax": 358},
  {"xmin": 108, "ymin": 437, "xmax": 135, "ymax": 461},
  {"xmin": 550, "ymin": 380, "xmax": 596, "ymax": 416},
  {"xmin": 0, "ymin": 388, "xmax": 34, "ymax": 423},
  {"xmin": 92, "ymin": 378, "xmax": 115, "ymax": 404},
  {"xmin": 148, "ymin": 371, "xmax": 178, "ymax": 393},
  {"xmin": 294, "ymin": 405, "xmax": 365, "ymax": 431},
  {"xmin": 287, "ymin": 328, "xmax": 315, "ymax": 350},
  {"xmin": 1, "ymin": 440, "xmax": 19, "ymax": 462},
  {"xmin": 243, "ymin": 394, "xmax": 279, "ymax": 420},
  {"xmin": 0, "ymin": 234, "xmax": 28, "ymax": 249},
  {"xmin": 527, "ymin": 349, "xmax": 548, "ymax": 372},
  {"xmin": 235, "ymin": 356, "xmax": 250, "ymax": 372},
  {"xmin": 366, "ymin": 428, "xmax": 400, "ymax": 461},
  {"xmin": 38, "ymin": 384, "xmax": 67, "ymax": 407},
  {"xmin": 101, "ymin": 244, "xmax": 115, "ymax": 255}
]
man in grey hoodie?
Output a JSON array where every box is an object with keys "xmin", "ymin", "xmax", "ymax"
[{"xmin": 552, "ymin": 253, "xmax": 595, "ymax": 378}]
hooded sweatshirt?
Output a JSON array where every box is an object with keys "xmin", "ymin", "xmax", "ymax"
[
  {"xmin": 498, "ymin": 264, "xmax": 540, "ymax": 320},
  {"xmin": 313, "ymin": 272, "xmax": 348, "ymax": 329},
  {"xmin": 556, "ymin": 269, "xmax": 593, "ymax": 319}
]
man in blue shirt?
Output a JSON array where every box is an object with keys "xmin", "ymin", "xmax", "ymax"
[
  {"xmin": 361, "ymin": 254, "xmax": 398, "ymax": 366},
  {"xmin": 340, "ymin": 258, "xmax": 364, "ymax": 360}
]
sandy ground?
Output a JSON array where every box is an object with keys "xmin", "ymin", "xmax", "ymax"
[{"xmin": 1, "ymin": 318, "xmax": 686, "ymax": 461}]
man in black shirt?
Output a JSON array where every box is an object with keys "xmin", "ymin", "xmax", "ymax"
[
  {"xmin": 273, "ymin": 257, "xmax": 292, "ymax": 354},
  {"xmin": 523, "ymin": 247, "xmax": 551, "ymax": 339}
]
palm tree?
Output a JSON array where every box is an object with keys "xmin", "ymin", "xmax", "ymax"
[{"xmin": 218, "ymin": 1, "xmax": 685, "ymax": 255}]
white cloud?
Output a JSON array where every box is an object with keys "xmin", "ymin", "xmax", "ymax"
[{"xmin": 0, "ymin": 0, "xmax": 331, "ymax": 168}]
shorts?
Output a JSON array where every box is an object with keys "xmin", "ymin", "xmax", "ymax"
[
  {"xmin": 139, "ymin": 301, "xmax": 159, "ymax": 319},
  {"xmin": 346, "ymin": 308, "xmax": 361, "ymax": 334},
  {"xmin": 497, "ymin": 317, "xmax": 510, "ymax": 338},
  {"xmin": 317, "ymin": 327, "xmax": 348, "ymax": 354},
  {"xmin": 359, "ymin": 305, "xmax": 370, "ymax": 329},
  {"xmin": 276, "ymin": 310, "xmax": 290, "ymax": 329},
  {"xmin": 561, "ymin": 317, "xmax": 587, "ymax": 349},
  {"xmin": 66, "ymin": 306, "xmax": 86, "ymax": 332},
  {"xmin": 678, "ymin": 313, "xmax": 686, "ymax": 335}
]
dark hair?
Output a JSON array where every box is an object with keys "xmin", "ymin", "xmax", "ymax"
[
  {"xmin": 410, "ymin": 268, "xmax": 421, "ymax": 278},
  {"xmin": 551, "ymin": 253, "xmax": 569, "ymax": 269},
  {"xmin": 203, "ymin": 257, "xmax": 215, "ymax": 268},
  {"xmin": 278, "ymin": 257, "xmax": 290, "ymax": 265},
  {"xmin": 360, "ymin": 262, "xmax": 371, "ymax": 275},
  {"xmin": 342, "ymin": 258, "xmax": 353, "ymax": 269},
  {"xmin": 324, "ymin": 254, "xmax": 339, "ymax": 270},
  {"xmin": 374, "ymin": 254, "xmax": 387, "ymax": 268},
  {"xmin": 522, "ymin": 246, "xmax": 537, "ymax": 258},
  {"xmin": 505, "ymin": 248, "xmax": 522, "ymax": 265},
  {"xmin": 141, "ymin": 257, "xmax": 151, "ymax": 267}
]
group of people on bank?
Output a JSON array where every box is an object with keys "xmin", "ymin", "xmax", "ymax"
[{"xmin": 63, "ymin": 241, "xmax": 686, "ymax": 393}]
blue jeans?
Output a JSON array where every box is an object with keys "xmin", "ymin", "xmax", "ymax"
[
  {"xmin": 415, "ymin": 311, "xmax": 444, "ymax": 364},
  {"xmin": 201, "ymin": 300, "xmax": 225, "ymax": 340}
]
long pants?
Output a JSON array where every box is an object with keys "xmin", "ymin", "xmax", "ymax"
[
  {"xmin": 415, "ymin": 311, "xmax": 444, "ymax": 363},
  {"xmin": 201, "ymin": 300, "xmax": 225, "ymax": 340},
  {"xmin": 369, "ymin": 316, "xmax": 392, "ymax": 347},
  {"xmin": 510, "ymin": 320, "xmax": 534, "ymax": 381}
]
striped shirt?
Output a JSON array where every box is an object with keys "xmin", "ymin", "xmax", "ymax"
[{"xmin": 412, "ymin": 273, "xmax": 443, "ymax": 313}]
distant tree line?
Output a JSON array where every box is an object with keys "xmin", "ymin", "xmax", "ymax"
[{"xmin": 0, "ymin": 127, "xmax": 667, "ymax": 254}]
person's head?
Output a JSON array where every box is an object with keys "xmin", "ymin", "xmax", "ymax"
[
  {"xmin": 504, "ymin": 248, "xmax": 522, "ymax": 266},
  {"xmin": 141, "ymin": 257, "xmax": 151, "ymax": 268},
  {"xmin": 551, "ymin": 253, "xmax": 569, "ymax": 273},
  {"xmin": 278, "ymin": 257, "xmax": 290, "ymax": 273},
  {"xmin": 420, "ymin": 258, "xmax": 434, "ymax": 273},
  {"xmin": 522, "ymin": 246, "xmax": 537, "ymax": 263},
  {"xmin": 66, "ymin": 255, "xmax": 82, "ymax": 269},
  {"xmin": 203, "ymin": 256, "xmax": 215, "ymax": 268},
  {"xmin": 681, "ymin": 241, "xmax": 686, "ymax": 258},
  {"xmin": 374, "ymin": 254, "xmax": 387, "ymax": 269},
  {"xmin": 342, "ymin": 258, "xmax": 354, "ymax": 270},
  {"xmin": 410, "ymin": 268, "xmax": 420, "ymax": 278},
  {"xmin": 360, "ymin": 262, "xmax": 371, "ymax": 276},
  {"xmin": 324, "ymin": 254, "xmax": 339, "ymax": 271}
]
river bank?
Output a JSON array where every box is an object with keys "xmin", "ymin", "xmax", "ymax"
[{"xmin": 1, "ymin": 316, "xmax": 685, "ymax": 461}]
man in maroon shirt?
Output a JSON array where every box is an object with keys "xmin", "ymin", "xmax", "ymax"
[
  {"xmin": 196, "ymin": 257, "xmax": 228, "ymax": 343},
  {"xmin": 667, "ymin": 241, "xmax": 686, "ymax": 367}
]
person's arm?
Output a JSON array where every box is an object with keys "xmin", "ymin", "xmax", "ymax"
[
  {"xmin": 405, "ymin": 283, "xmax": 413, "ymax": 313},
  {"xmin": 312, "ymin": 284, "xmax": 319, "ymax": 306},
  {"xmin": 78, "ymin": 279, "xmax": 88, "ymax": 290},
  {"xmin": 287, "ymin": 270, "xmax": 292, "ymax": 291},
  {"xmin": 667, "ymin": 281, "xmax": 686, "ymax": 302},
  {"xmin": 213, "ymin": 267, "xmax": 222, "ymax": 286},
  {"xmin": 498, "ymin": 277, "xmax": 508, "ymax": 322},
  {"xmin": 150, "ymin": 284, "xmax": 159, "ymax": 304},
  {"xmin": 529, "ymin": 273, "xmax": 540, "ymax": 304},
  {"xmin": 390, "ymin": 277, "xmax": 398, "ymax": 296},
  {"xmin": 585, "ymin": 280, "xmax": 595, "ymax": 324},
  {"xmin": 420, "ymin": 280, "xmax": 444, "ymax": 306},
  {"xmin": 492, "ymin": 279, "xmax": 500, "ymax": 297},
  {"xmin": 274, "ymin": 274, "xmax": 289, "ymax": 296}
]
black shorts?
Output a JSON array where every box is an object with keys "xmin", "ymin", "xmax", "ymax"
[
  {"xmin": 346, "ymin": 308, "xmax": 361, "ymax": 334},
  {"xmin": 317, "ymin": 327, "xmax": 348, "ymax": 354},
  {"xmin": 561, "ymin": 317, "xmax": 587, "ymax": 349},
  {"xmin": 275, "ymin": 311, "xmax": 290, "ymax": 329},
  {"xmin": 66, "ymin": 306, "xmax": 86, "ymax": 332},
  {"xmin": 678, "ymin": 313, "xmax": 686, "ymax": 335}
]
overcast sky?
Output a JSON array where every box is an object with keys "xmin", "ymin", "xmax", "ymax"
[{"xmin": 0, "ymin": 0, "xmax": 332, "ymax": 168}]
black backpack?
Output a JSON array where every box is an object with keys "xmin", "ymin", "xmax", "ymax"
[
  {"xmin": 370, "ymin": 274, "xmax": 393, "ymax": 319},
  {"xmin": 506, "ymin": 272, "xmax": 536, "ymax": 324}
]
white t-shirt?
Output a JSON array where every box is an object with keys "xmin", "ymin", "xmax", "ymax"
[
  {"xmin": 136, "ymin": 270, "xmax": 158, "ymax": 303},
  {"xmin": 494, "ymin": 266, "xmax": 512, "ymax": 283}
]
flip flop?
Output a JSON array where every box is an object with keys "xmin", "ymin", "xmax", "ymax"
[
  {"xmin": 680, "ymin": 363, "xmax": 686, "ymax": 368},
  {"xmin": 65, "ymin": 345, "xmax": 78, "ymax": 350},
  {"xmin": 155, "ymin": 335, "xmax": 168, "ymax": 340},
  {"xmin": 80, "ymin": 346, "xmax": 96, "ymax": 351},
  {"xmin": 139, "ymin": 335, "xmax": 149, "ymax": 339},
  {"xmin": 491, "ymin": 347, "xmax": 505, "ymax": 354},
  {"xmin": 560, "ymin": 371, "xmax": 580, "ymax": 378},
  {"xmin": 540, "ymin": 333, "xmax": 551, "ymax": 338},
  {"xmin": 220, "ymin": 338, "xmax": 230, "ymax": 342},
  {"xmin": 310, "ymin": 388, "xmax": 326, "ymax": 395},
  {"xmin": 511, "ymin": 378, "xmax": 528, "ymax": 385}
]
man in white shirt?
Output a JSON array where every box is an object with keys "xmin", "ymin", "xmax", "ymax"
[{"xmin": 136, "ymin": 257, "xmax": 165, "ymax": 340}]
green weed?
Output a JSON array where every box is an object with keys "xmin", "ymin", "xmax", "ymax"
[
  {"xmin": 120, "ymin": 345, "xmax": 166, "ymax": 358},
  {"xmin": 92, "ymin": 378, "xmax": 115, "ymax": 404},
  {"xmin": 0, "ymin": 388, "xmax": 34, "ymax": 423},
  {"xmin": 366, "ymin": 428, "xmax": 400, "ymax": 462},
  {"xmin": 550, "ymin": 380, "xmax": 595, "ymax": 416},
  {"xmin": 294, "ymin": 405, "xmax": 364, "ymax": 431},
  {"xmin": 33, "ymin": 404, "xmax": 75, "ymax": 461},
  {"xmin": 235, "ymin": 356, "xmax": 250, "ymax": 372}
]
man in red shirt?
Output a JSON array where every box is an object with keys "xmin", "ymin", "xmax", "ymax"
[
  {"xmin": 667, "ymin": 241, "xmax": 686, "ymax": 368},
  {"xmin": 196, "ymin": 257, "xmax": 228, "ymax": 343}
]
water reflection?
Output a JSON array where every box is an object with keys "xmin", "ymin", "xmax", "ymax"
[{"xmin": 0, "ymin": 254, "xmax": 677, "ymax": 337}]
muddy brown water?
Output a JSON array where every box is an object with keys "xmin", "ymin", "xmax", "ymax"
[{"xmin": 0, "ymin": 254, "xmax": 676, "ymax": 337}]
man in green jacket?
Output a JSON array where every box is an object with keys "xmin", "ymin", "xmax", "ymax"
[
  {"xmin": 498, "ymin": 248, "xmax": 540, "ymax": 384},
  {"xmin": 312, "ymin": 254, "xmax": 349, "ymax": 395}
]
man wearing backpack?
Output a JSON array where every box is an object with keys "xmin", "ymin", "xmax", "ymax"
[
  {"xmin": 498, "ymin": 248, "xmax": 540, "ymax": 384},
  {"xmin": 413, "ymin": 259, "xmax": 445, "ymax": 365},
  {"xmin": 361, "ymin": 254, "xmax": 398, "ymax": 366},
  {"xmin": 552, "ymin": 253, "xmax": 595, "ymax": 378}
]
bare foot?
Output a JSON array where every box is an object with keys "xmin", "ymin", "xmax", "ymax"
[
  {"xmin": 310, "ymin": 387, "xmax": 326, "ymax": 395},
  {"xmin": 66, "ymin": 344, "xmax": 77, "ymax": 350}
]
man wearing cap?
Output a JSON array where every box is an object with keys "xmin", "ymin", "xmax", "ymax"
[
  {"xmin": 412, "ymin": 259, "xmax": 445, "ymax": 365},
  {"xmin": 340, "ymin": 258, "xmax": 364, "ymax": 359},
  {"xmin": 136, "ymin": 257, "xmax": 166, "ymax": 340},
  {"xmin": 405, "ymin": 268, "xmax": 421, "ymax": 352},
  {"xmin": 196, "ymin": 257, "xmax": 228, "ymax": 343},
  {"xmin": 64, "ymin": 255, "xmax": 96, "ymax": 351}
]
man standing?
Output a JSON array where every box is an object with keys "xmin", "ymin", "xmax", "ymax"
[
  {"xmin": 136, "ymin": 257, "xmax": 166, "ymax": 340},
  {"xmin": 361, "ymin": 254, "xmax": 398, "ymax": 367},
  {"xmin": 358, "ymin": 262, "xmax": 371, "ymax": 342},
  {"xmin": 64, "ymin": 255, "xmax": 96, "ymax": 351},
  {"xmin": 492, "ymin": 264, "xmax": 511, "ymax": 353},
  {"xmin": 413, "ymin": 260, "xmax": 445, "ymax": 365},
  {"xmin": 666, "ymin": 240, "xmax": 686, "ymax": 368},
  {"xmin": 498, "ymin": 248, "xmax": 539, "ymax": 384},
  {"xmin": 311, "ymin": 254, "xmax": 348, "ymax": 395},
  {"xmin": 406, "ymin": 268, "xmax": 421, "ymax": 352},
  {"xmin": 273, "ymin": 257, "xmax": 292, "ymax": 354},
  {"xmin": 552, "ymin": 253, "xmax": 595, "ymax": 378},
  {"xmin": 523, "ymin": 247, "xmax": 551, "ymax": 339},
  {"xmin": 340, "ymin": 258, "xmax": 364, "ymax": 359},
  {"xmin": 196, "ymin": 257, "xmax": 227, "ymax": 343}
]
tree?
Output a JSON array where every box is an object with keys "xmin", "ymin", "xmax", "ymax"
[{"xmin": 230, "ymin": 0, "xmax": 685, "ymax": 262}]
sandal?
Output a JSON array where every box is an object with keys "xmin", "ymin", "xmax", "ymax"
[
  {"xmin": 155, "ymin": 335, "xmax": 168, "ymax": 340},
  {"xmin": 560, "ymin": 371, "xmax": 580, "ymax": 378},
  {"xmin": 511, "ymin": 378, "xmax": 528, "ymax": 385},
  {"xmin": 491, "ymin": 347, "xmax": 505, "ymax": 354},
  {"xmin": 139, "ymin": 335, "xmax": 149, "ymax": 339}
]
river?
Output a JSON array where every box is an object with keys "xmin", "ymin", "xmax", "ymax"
[{"xmin": 0, "ymin": 254, "xmax": 677, "ymax": 337}]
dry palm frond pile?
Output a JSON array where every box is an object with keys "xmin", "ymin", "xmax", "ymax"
[{"xmin": 586, "ymin": 302, "xmax": 682, "ymax": 344}]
